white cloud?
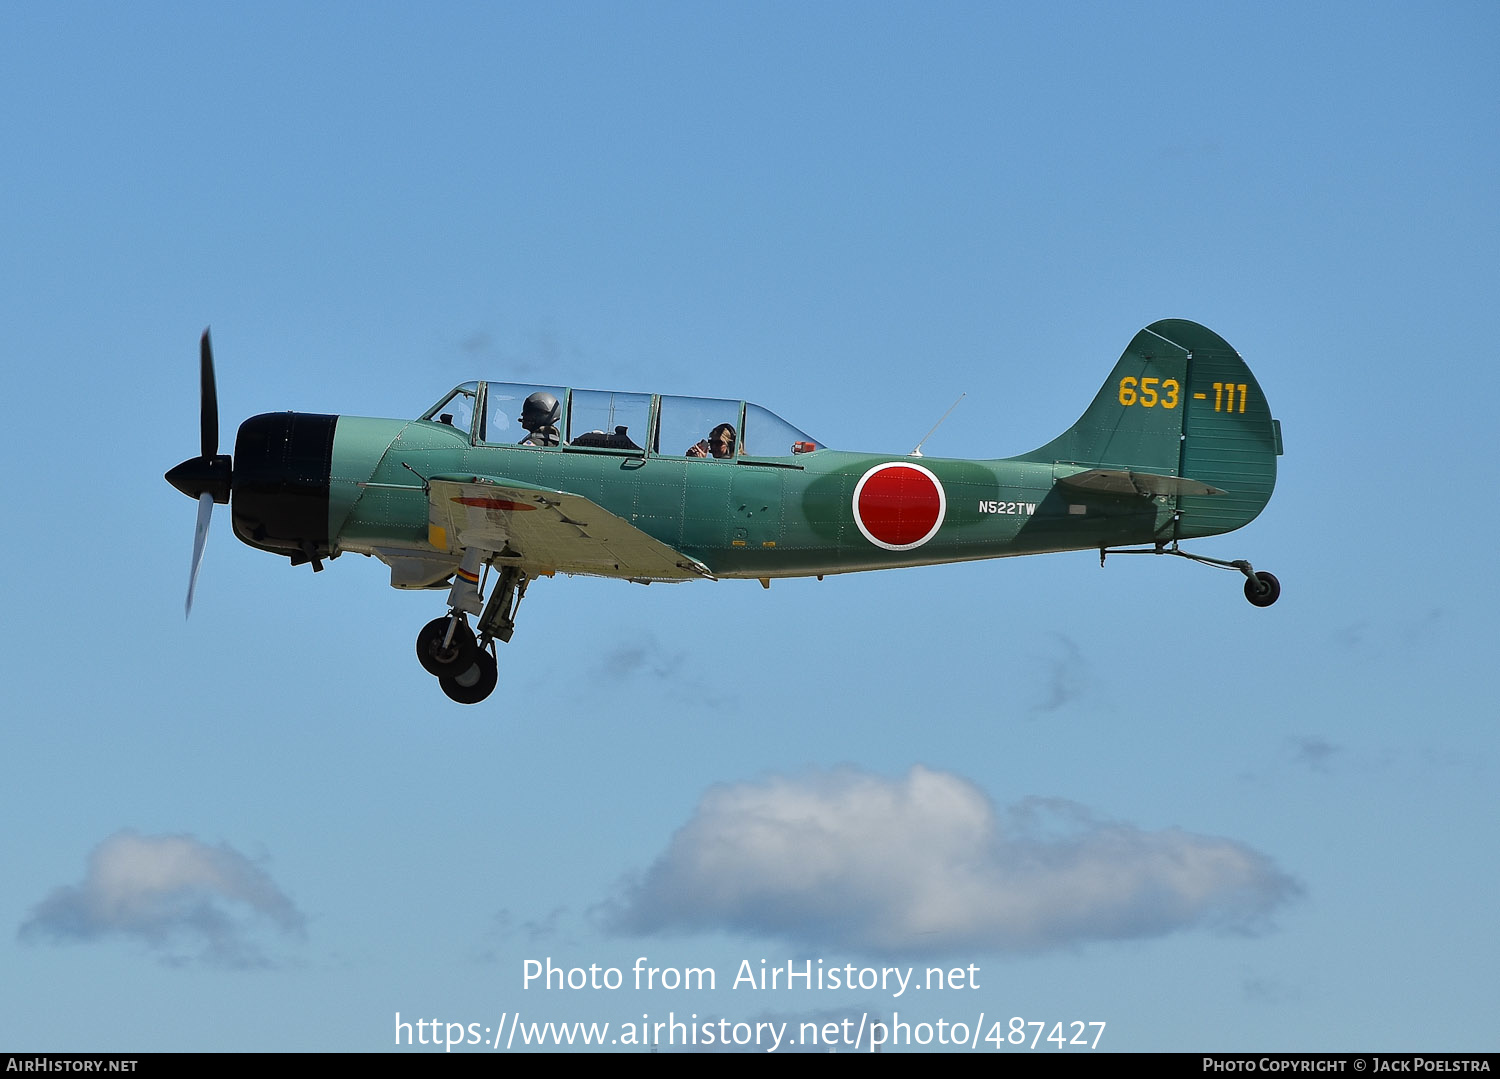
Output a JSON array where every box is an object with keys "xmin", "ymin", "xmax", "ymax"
[
  {"xmin": 19, "ymin": 830, "xmax": 303, "ymax": 967},
  {"xmin": 604, "ymin": 766, "xmax": 1299, "ymax": 956}
]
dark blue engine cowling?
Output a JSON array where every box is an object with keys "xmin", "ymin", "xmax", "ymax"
[{"xmin": 230, "ymin": 412, "xmax": 337, "ymax": 566}]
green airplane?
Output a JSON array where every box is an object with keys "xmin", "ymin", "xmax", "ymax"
[{"xmin": 167, "ymin": 318, "xmax": 1281, "ymax": 704}]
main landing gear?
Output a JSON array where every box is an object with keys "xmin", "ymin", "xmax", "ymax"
[
  {"xmin": 415, "ymin": 560, "xmax": 529, "ymax": 705},
  {"xmin": 1100, "ymin": 541, "xmax": 1280, "ymax": 607}
]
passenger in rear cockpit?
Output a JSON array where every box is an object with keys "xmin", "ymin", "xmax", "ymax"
[{"xmin": 686, "ymin": 423, "xmax": 736, "ymax": 459}]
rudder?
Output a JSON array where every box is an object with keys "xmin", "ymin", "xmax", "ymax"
[{"xmin": 1159, "ymin": 319, "xmax": 1280, "ymax": 539}]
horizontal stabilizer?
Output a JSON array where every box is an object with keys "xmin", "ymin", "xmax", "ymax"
[{"xmin": 1056, "ymin": 468, "xmax": 1224, "ymax": 498}]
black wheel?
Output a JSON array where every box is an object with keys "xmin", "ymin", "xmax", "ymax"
[
  {"xmin": 416, "ymin": 616, "xmax": 477, "ymax": 676},
  {"xmin": 439, "ymin": 649, "xmax": 498, "ymax": 705},
  {"xmin": 1244, "ymin": 571, "xmax": 1280, "ymax": 607}
]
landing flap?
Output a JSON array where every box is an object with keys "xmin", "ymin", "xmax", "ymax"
[{"xmin": 426, "ymin": 475, "xmax": 714, "ymax": 581}]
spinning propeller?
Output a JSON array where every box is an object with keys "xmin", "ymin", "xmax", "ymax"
[{"xmin": 165, "ymin": 331, "xmax": 233, "ymax": 616}]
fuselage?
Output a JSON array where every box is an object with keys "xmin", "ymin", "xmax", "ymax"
[{"xmin": 229, "ymin": 409, "xmax": 1176, "ymax": 585}]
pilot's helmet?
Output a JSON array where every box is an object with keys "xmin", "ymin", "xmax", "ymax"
[{"xmin": 519, "ymin": 391, "xmax": 561, "ymax": 429}]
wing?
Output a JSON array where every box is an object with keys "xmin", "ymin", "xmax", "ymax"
[{"xmin": 426, "ymin": 475, "xmax": 714, "ymax": 582}]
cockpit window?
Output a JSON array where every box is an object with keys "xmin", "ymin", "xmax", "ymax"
[
  {"xmin": 568, "ymin": 389, "xmax": 650, "ymax": 450},
  {"xmin": 658, "ymin": 396, "xmax": 742, "ymax": 459},
  {"xmin": 743, "ymin": 403, "xmax": 819, "ymax": 457},
  {"xmin": 421, "ymin": 382, "xmax": 479, "ymax": 438},
  {"xmin": 481, "ymin": 382, "xmax": 567, "ymax": 446},
  {"xmin": 422, "ymin": 382, "xmax": 820, "ymax": 456}
]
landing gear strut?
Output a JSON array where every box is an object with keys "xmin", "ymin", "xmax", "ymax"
[
  {"xmin": 1100, "ymin": 541, "xmax": 1281, "ymax": 607},
  {"xmin": 414, "ymin": 559, "xmax": 531, "ymax": 704}
]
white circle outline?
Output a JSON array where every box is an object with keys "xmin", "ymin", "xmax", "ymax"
[{"xmin": 851, "ymin": 462, "xmax": 948, "ymax": 552}]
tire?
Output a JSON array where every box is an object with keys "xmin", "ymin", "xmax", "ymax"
[
  {"xmin": 416, "ymin": 616, "xmax": 478, "ymax": 676},
  {"xmin": 1244, "ymin": 571, "xmax": 1280, "ymax": 608},
  {"xmin": 439, "ymin": 650, "xmax": 498, "ymax": 705}
]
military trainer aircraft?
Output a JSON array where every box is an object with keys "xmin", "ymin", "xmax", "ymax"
[{"xmin": 167, "ymin": 318, "xmax": 1281, "ymax": 704}]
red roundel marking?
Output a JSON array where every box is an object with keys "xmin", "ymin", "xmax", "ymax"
[
  {"xmin": 453, "ymin": 496, "xmax": 536, "ymax": 511},
  {"xmin": 853, "ymin": 463, "xmax": 946, "ymax": 551}
]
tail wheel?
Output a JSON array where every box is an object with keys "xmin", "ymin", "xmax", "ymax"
[
  {"xmin": 1244, "ymin": 571, "xmax": 1280, "ymax": 607},
  {"xmin": 416, "ymin": 616, "xmax": 478, "ymax": 676},
  {"xmin": 439, "ymin": 650, "xmax": 498, "ymax": 705}
]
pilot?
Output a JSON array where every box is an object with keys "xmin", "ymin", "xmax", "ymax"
[
  {"xmin": 518, "ymin": 391, "xmax": 561, "ymax": 447},
  {"xmin": 687, "ymin": 422, "xmax": 737, "ymax": 459}
]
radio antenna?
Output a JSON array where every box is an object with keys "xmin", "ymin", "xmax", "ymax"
[{"xmin": 909, "ymin": 393, "xmax": 966, "ymax": 457}]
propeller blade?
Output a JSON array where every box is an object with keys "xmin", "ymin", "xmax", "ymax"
[
  {"xmin": 200, "ymin": 329, "xmax": 219, "ymax": 459},
  {"xmin": 186, "ymin": 488, "xmax": 214, "ymax": 617}
]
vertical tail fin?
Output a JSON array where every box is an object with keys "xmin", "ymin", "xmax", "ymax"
[{"xmin": 1018, "ymin": 319, "xmax": 1281, "ymax": 539}]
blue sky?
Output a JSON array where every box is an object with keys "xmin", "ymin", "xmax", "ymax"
[{"xmin": 2, "ymin": 1, "xmax": 1496, "ymax": 1053}]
